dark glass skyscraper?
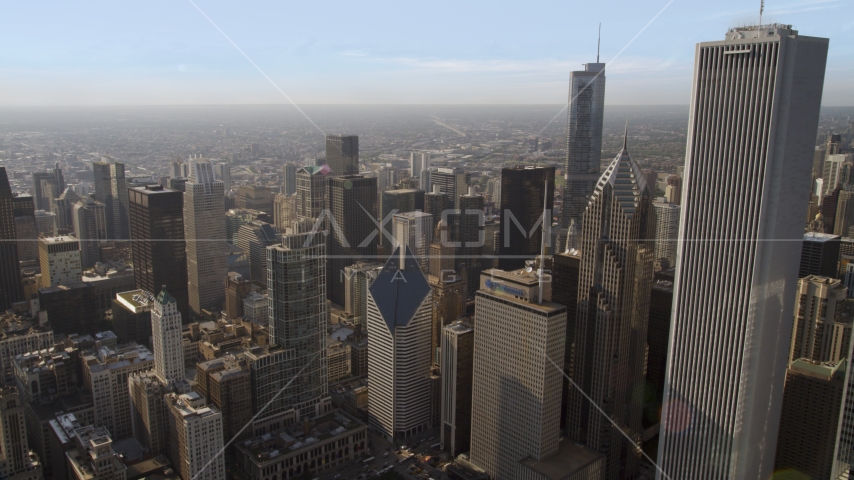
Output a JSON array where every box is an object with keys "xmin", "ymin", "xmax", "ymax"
[
  {"xmin": 326, "ymin": 175, "xmax": 378, "ymax": 306},
  {"xmin": 497, "ymin": 165, "xmax": 555, "ymax": 270},
  {"xmin": 325, "ymin": 135, "xmax": 359, "ymax": 176},
  {"xmin": 129, "ymin": 185, "xmax": 189, "ymax": 320},
  {"xmin": 94, "ymin": 158, "xmax": 129, "ymax": 239},
  {"xmin": 562, "ymin": 62, "xmax": 606, "ymax": 229},
  {"xmin": 0, "ymin": 168, "xmax": 23, "ymax": 310}
]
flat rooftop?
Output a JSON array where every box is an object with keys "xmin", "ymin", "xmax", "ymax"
[{"xmin": 519, "ymin": 440, "xmax": 605, "ymax": 479}]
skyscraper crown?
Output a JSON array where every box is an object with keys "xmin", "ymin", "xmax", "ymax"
[{"xmin": 594, "ymin": 127, "xmax": 648, "ymax": 217}]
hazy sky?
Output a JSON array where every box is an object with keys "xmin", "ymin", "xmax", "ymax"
[{"xmin": 2, "ymin": 0, "xmax": 852, "ymax": 106}]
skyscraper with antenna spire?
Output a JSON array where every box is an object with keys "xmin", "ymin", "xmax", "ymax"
[{"xmin": 561, "ymin": 26, "xmax": 606, "ymax": 230}]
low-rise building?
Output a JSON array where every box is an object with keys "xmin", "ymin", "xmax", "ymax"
[
  {"xmin": 0, "ymin": 312, "xmax": 53, "ymax": 387},
  {"xmin": 234, "ymin": 410, "xmax": 368, "ymax": 480},
  {"xmin": 327, "ymin": 340, "xmax": 351, "ymax": 383},
  {"xmin": 65, "ymin": 425, "xmax": 128, "ymax": 480}
]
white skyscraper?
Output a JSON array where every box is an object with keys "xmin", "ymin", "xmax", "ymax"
[
  {"xmin": 366, "ymin": 245, "xmax": 433, "ymax": 440},
  {"xmin": 562, "ymin": 60, "xmax": 606, "ymax": 229},
  {"xmin": 652, "ymin": 200, "xmax": 680, "ymax": 267},
  {"xmin": 392, "ymin": 211, "xmax": 433, "ymax": 273},
  {"xmin": 151, "ymin": 287, "xmax": 185, "ymax": 386},
  {"xmin": 185, "ymin": 160, "xmax": 227, "ymax": 316},
  {"xmin": 469, "ymin": 268, "xmax": 567, "ymax": 480},
  {"xmin": 658, "ymin": 25, "xmax": 828, "ymax": 479}
]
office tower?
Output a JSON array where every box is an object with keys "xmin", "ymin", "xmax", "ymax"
[
  {"xmin": 469, "ymin": 268, "xmax": 566, "ymax": 479},
  {"xmin": 0, "ymin": 169, "xmax": 24, "ymax": 310},
  {"xmin": 429, "ymin": 167, "xmax": 470, "ymax": 210},
  {"xmin": 393, "ymin": 212, "xmax": 433, "ymax": 272},
  {"xmin": 83, "ymin": 343, "xmax": 154, "ymax": 440},
  {"xmin": 185, "ymin": 160, "xmax": 227, "ymax": 316},
  {"xmin": 800, "ymin": 232, "xmax": 841, "ymax": 278},
  {"xmin": 420, "ymin": 168, "xmax": 431, "ymax": 194},
  {"xmin": 820, "ymin": 185, "xmax": 841, "ymax": 233},
  {"xmin": 497, "ymin": 165, "xmax": 555, "ymax": 271},
  {"xmin": 12, "ymin": 195, "xmax": 37, "ymax": 264},
  {"xmin": 326, "ymin": 175, "xmax": 378, "ymax": 307},
  {"xmin": 128, "ymin": 185, "xmax": 190, "ymax": 320},
  {"xmin": 236, "ymin": 185, "xmax": 274, "ymax": 213},
  {"xmin": 643, "ymin": 169, "xmax": 658, "ymax": 191},
  {"xmin": 774, "ymin": 359, "xmax": 847, "ymax": 479},
  {"xmin": 168, "ymin": 177, "xmax": 188, "ymax": 193},
  {"xmin": 325, "ymin": 134, "xmax": 359, "ymax": 176},
  {"xmin": 195, "ymin": 356, "xmax": 252, "ymax": 460},
  {"xmin": 836, "ymin": 186, "xmax": 854, "ymax": 237},
  {"xmin": 165, "ymin": 392, "xmax": 225, "ymax": 480},
  {"xmin": 295, "ymin": 166, "xmax": 327, "ymax": 220},
  {"xmin": 38, "ymin": 283, "xmax": 99, "ymax": 335},
  {"xmin": 236, "ymin": 221, "xmax": 279, "ymax": 284},
  {"xmin": 456, "ymin": 186, "xmax": 485, "ymax": 296},
  {"xmin": 71, "ymin": 198, "xmax": 107, "ymax": 269},
  {"xmin": 33, "ymin": 210, "xmax": 57, "ymax": 237},
  {"xmin": 562, "ymin": 61, "xmax": 606, "ymax": 229},
  {"xmin": 552, "ymin": 245, "xmax": 581, "ymax": 430},
  {"xmin": 410, "ymin": 152, "xmax": 427, "ymax": 179},
  {"xmin": 790, "ymin": 276, "xmax": 852, "ymax": 363},
  {"xmin": 424, "ymin": 185, "xmax": 446, "ymax": 232},
  {"xmin": 214, "ymin": 162, "xmax": 231, "ymax": 191},
  {"xmin": 225, "ymin": 272, "xmax": 252, "ymax": 319},
  {"xmin": 823, "ymin": 154, "xmax": 852, "ymax": 194},
  {"xmin": 53, "ymin": 187, "xmax": 81, "ymax": 234},
  {"xmin": 366, "ymin": 246, "xmax": 433, "ymax": 440},
  {"xmin": 647, "ymin": 273, "xmax": 675, "ymax": 404},
  {"xmin": 658, "ymin": 26, "xmax": 829, "ymax": 479},
  {"xmin": 272, "ymin": 193, "xmax": 296, "ymax": 231},
  {"xmin": 151, "ymin": 287, "xmax": 185, "ymax": 386},
  {"xmin": 32, "ymin": 171, "xmax": 59, "ymax": 212},
  {"xmin": 427, "ymin": 223, "xmax": 467, "ymax": 365},
  {"xmin": 653, "ymin": 200, "xmax": 680, "ymax": 267},
  {"xmin": 266, "ymin": 232, "xmax": 329, "ymax": 418},
  {"xmin": 440, "ymin": 320, "xmax": 473, "ymax": 456},
  {"xmin": 381, "ymin": 188, "xmax": 425, "ymax": 225},
  {"xmin": 38, "ymin": 236, "xmax": 81, "ymax": 288},
  {"xmin": 343, "ymin": 261, "xmax": 382, "ymax": 327},
  {"xmin": 93, "ymin": 159, "xmax": 129, "ymax": 240},
  {"xmin": 129, "ymin": 372, "xmax": 169, "ymax": 456},
  {"xmin": 567, "ymin": 135, "xmax": 655, "ymax": 480},
  {"xmin": 0, "ymin": 387, "xmax": 41, "ymax": 480},
  {"xmin": 664, "ymin": 175, "xmax": 682, "ymax": 205},
  {"xmin": 242, "ymin": 291, "xmax": 268, "ymax": 323},
  {"xmin": 283, "ymin": 163, "xmax": 297, "ymax": 196},
  {"xmin": 112, "ymin": 290, "xmax": 153, "ymax": 347}
]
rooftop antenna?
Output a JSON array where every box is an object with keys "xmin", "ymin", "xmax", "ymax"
[
  {"xmin": 759, "ymin": 0, "xmax": 764, "ymax": 28},
  {"xmin": 597, "ymin": 23, "xmax": 601, "ymax": 63}
]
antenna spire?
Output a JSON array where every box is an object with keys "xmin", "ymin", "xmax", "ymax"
[
  {"xmin": 597, "ymin": 23, "xmax": 601, "ymax": 63},
  {"xmin": 623, "ymin": 121, "xmax": 628, "ymax": 151},
  {"xmin": 759, "ymin": 0, "xmax": 764, "ymax": 27}
]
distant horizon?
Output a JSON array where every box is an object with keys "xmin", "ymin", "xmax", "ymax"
[{"xmin": 3, "ymin": 1, "xmax": 851, "ymax": 107}]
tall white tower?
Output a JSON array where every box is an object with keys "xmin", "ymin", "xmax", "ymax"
[
  {"xmin": 152, "ymin": 286, "xmax": 185, "ymax": 386},
  {"xmin": 184, "ymin": 159, "xmax": 227, "ymax": 316},
  {"xmin": 658, "ymin": 25, "xmax": 828, "ymax": 479},
  {"xmin": 366, "ymin": 245, "xmax": 433, "ymax": 441}
]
